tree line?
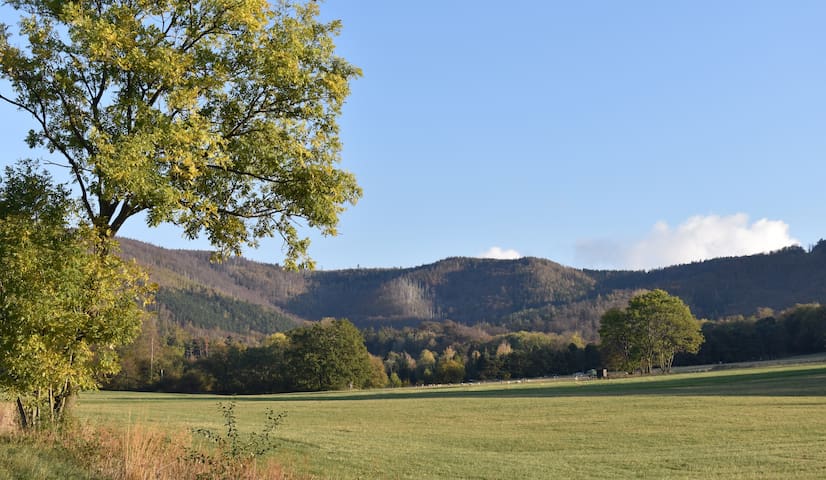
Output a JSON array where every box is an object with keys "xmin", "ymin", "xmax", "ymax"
[
  {"xmin": 685, "ymin": 303, "xmax": 826, "ymax": 365},
  {"xmin": 108, "ymin": 322, "xmax": 601, "ymax": 393},
  {"xmin": 107, "ymin": 318, "xmax": 386, "ymax": 394},
  {"xmin": 104, "ymin": 291, "xmax": 826, "ymax": 395}
]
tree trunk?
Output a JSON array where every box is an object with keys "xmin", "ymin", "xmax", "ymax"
[
  {"xmin": 48, "ymin": 388, "xmax": 55, "ymax": 423},
  {"xmin": 53, "ymin": 387, "xmax": 76, "ymax": 423},
  {"xmin": 15, "ymin": 398, "xmax": 28, "ymax": 430}
]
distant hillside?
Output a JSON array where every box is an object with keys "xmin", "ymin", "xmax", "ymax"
[
  {"xmin": 118, "ymin": 238, "xmax": 826, "ymax": 341},
  {"xmin": 590, "ymin": 243, "xmax": 826, "ymax": 319}
]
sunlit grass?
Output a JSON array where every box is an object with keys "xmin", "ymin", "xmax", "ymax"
[
  {"xmin": 74, "ymin": 363, "xmax": 826, "ymax": 479},
  {"xmin": 0, "ymin": 435, "xmax": 103, "ymax": 480}
]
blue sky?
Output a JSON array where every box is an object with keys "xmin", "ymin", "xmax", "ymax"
[{"xmin": 1, "ymin": 1, "xmax": 824, "ymax": 270}]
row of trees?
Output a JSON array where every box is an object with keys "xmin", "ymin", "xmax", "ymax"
[
  {"xmin": 106, "ymin": 318, "xmax": 603, "ymax": 393},
  {"xmin": 108, "ymin": 318, "xmax": 384, "ymax": 394},
  {"xmin": 687, "ymin": 304, "xmax": 826, "ymax": 364},
  {"xmin": 381, "ymin": 337, "xmax": 601, "ymax": 386},
  {"xmin": 103, "ymin": 291, "xmax": 826, "ymax": 395}
]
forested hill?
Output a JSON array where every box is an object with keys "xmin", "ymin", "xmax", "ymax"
[
  {"xmin": 589, "ymin": 243, "xmax": 826, "ymax": 320},
  {"xmin": 118, "ymin": 238, "xmax": 826, "ymax": 341}
]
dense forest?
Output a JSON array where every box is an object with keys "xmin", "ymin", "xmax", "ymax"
[
  {"xmin": 590, "ymin": 243, "xmax": 826, "ymax": 319},
  {"xmin": 157, "ymin": 287, "xmax": 298, "ymax": 334}
]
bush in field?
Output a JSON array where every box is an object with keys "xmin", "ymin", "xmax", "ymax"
[{"xmin": 189, "ymin": 400, "xmax": 286, "ymax": 477}]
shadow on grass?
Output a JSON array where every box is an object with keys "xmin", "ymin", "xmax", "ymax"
[
  {"xmin": 96, "ymin": 365, "xmax": 826, "ymax": 404},
  {"xmin": 254, "ymin": 365, "xmax": 826, "ymax": 402}
]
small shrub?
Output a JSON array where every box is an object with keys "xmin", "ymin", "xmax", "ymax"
[{"xmin": 188, "ymin": 400, "xmax": 286, "ymax": 478}]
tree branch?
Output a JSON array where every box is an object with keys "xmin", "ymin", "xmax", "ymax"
[
  {"xmin": 0, "ymin": 92, "xmax": 96, "ymax": 221},
  {"xmin": 205, "ymin": 163, "xmax": 288, "ymax": 185},
  {"xmin": 217, "ymin": 206, "xmax": 289, "ymax": 219},
  {"xmin": 109, "ymin": 199, "xmax": 143, "ymax": 235}
]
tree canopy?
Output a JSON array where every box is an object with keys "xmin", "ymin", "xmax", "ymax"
[
  {"xmin": 0, "ymin": 163, "xmax": 152, "ymax": 427},
  {"xmin": 598, "ymin": 307, "xmax": 637, "ymax": 373},
  {"xmin": 0, "ymin": 0, "xmax": 361, "ymax": 268},
  {"xmin": 599, "ymin": 289, "xmax": 703, "ymax": 373},
  {"xmin": 285, "ymin": 318, "xmax": 371, "ymax": 392}
]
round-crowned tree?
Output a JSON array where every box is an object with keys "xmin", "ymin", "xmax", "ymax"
[
  {"xmin": 600, "ymin": 290, "xmax": 703, "ymax": 373},
  {"xmin": 285, "ymin": 319, "xmax": 371, "ymax": 391}
]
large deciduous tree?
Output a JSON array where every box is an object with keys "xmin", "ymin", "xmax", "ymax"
[
  {"xmin": 599, "ymin": 289, "xmax": 703, "ymax": 373},
  {"xmin": 285, "ymin": 318, "xmax": 371, "ymax": 392},
  {"xmin": 0, "ymin": 0, "xmax": 361, "ymax": 268},
  {"xmin": 0, "ymin": 163, "xmax": 151, "ymax": 427}
]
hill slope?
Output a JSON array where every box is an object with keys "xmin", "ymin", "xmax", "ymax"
[
  {"xmin": 118, "ymin": 238, "xmax": 826, "ymax": 340},
  {"xmin": 591, "ymin": 243, "xmax": 826, "ymax": 319}
]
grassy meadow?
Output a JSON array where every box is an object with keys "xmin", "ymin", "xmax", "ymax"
[{"xmin": 67, "ymin": 362, "xmax": 826, "ymax": 479}]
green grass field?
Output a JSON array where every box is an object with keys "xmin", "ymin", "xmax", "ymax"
[
  {"xmin": 0, "ymin": 436, "xmax": 104, "ymax": 480},
  {"xmin": 72, "ymin": 363, "xmax": 826, "ymax": 479}
]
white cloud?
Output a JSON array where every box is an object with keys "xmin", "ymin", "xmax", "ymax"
[
  {"xmin": 576, "ymin": 213, "xmax": 799, "ymax": 270},
  {"xmin": 479, "ymin": 246, "xmax": 522, "ymax": 260}
]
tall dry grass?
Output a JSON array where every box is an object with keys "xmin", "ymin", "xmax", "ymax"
[
  {"xmin": 0, "ymin": 416, "xmax": 302, "ymax": 480},
  {"xmin": 65, "ymin": 421, "xmax": 302, "ymax": 480}
]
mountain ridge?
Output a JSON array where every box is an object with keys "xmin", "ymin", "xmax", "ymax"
[{"xmin": 118, "ymin": 238, "xmax": 826, "ymax": 341}]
